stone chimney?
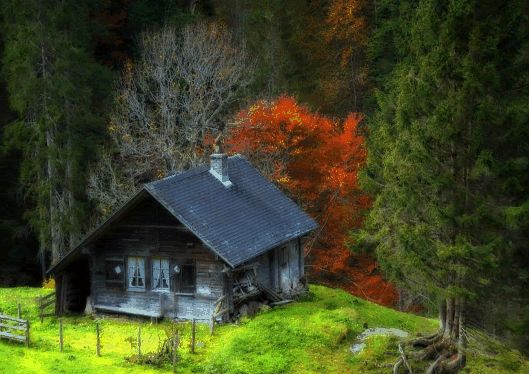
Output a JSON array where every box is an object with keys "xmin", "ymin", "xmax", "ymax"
[{"xmin": 209, "ymin": 134, "xmax": 233, "ymax": 187}]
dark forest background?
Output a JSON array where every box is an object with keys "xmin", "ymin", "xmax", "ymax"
[{"xmin": 0, "ymin": 0, "xmax": 528, "ymax": 359}]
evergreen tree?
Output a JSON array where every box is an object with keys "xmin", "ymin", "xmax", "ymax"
[
  {"xmin": 352, "ymin": 0, "xmax": 529, "ymax": 371},
  {"xmin": 1, "ymin": 0, "xmax": 113, "ymax": 265}
]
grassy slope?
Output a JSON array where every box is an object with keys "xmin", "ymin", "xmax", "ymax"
[{"xmin": 0, "ymin": 285, "xmax": 527, "ymax": 374}]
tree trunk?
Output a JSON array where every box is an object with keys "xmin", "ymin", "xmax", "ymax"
[
  {"xmin": 39, "ymin": 196, "xmax": 47, "ymax": 281},
  {"xmin": 66, "ymin": 127, "xmax": 76, "ymax": 250},
  {"xmin": 459, "ymin": 298, "xmax": 467, "ymax": 366},
  {"xmin": 398, "ymin": 286, "xmax": 405, "ymax": 312},
  {"xmin": 452, "ymin": 297, "xmax": 460, "ymax": 341},
  {"xmin": 42, "ymin": 43, "xmax": 61, "ymax": 262},
  {"xmin": 47, "ymin": 125, "xmax": 60, "ymax": 262},
  {"xmin": 350, "ymin": 54, "xmax": 358, "ymax": 110},
  {"xmin": 445, "ymin": 297, "xmax": 454, "ymax": 338},
  {"xmin": 444, "ymin": 298, "xmax": 467, "ymax": 372},
  {"xmin": 439, "ymin": 298, "xmax": 447, "ymax": 333}
]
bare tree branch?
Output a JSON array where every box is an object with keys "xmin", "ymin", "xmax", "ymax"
[{"xmin": 88, "ymin": 21, "xmax": 255, "ymax": 224}]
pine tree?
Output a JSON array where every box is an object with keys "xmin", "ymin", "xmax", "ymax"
[
  {"xmin": 1, "ymin": 0, "xmax": 113, "ymax": 265},
  {"xmin": 352, "ymin": 0, "xmax": 529, "ymax": 371}
]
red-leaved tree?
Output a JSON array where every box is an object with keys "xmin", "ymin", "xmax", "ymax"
[{"xmin": 205, "ymin": 95, "xmax": 398, "ymax": 306}]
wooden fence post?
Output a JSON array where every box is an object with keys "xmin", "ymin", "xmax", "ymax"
[
  {"xmin": 172, "ymin": 329, "xmax": 178, "ymax": 373},
  {"xmin": 210, "ymin": 315, "xmax": 215, "ymax": 335},
  {"xmin": 96, "ymin": 323, "xmax": 100, "ymax": 357},
  {"xmin": 25, "ymin": 321, "xmax": 30, "ymax": 347},
  {"xmin": 59, "ymin": 318, "xmax": 63, "ymax": 352},
  {"xmin": 138, "ymin": 326, "xmax": 141, "ymax": 357},
  {"xmin": 18, "ymin": 303, "xmax": 21, "ymax": 319},
  {"xmin": 191, "ymin": 318, "xmax": 196, "ymax": 354},
  {"xmin": 40, "ymin": 291, "xmax": 43, "ymax": 323}
]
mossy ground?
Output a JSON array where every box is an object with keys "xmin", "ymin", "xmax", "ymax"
[{"xmin": 0, "ymin": 285, "xmax": 527, "ymax": 373}]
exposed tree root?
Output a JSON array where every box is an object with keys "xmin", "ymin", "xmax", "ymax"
[
  {"xmin": 425, "ymin": 354, "xmax": 445, "ymax": 374},
  {"xmin": 407, "ymin": 329, "xmax": 443, "ymax": 349},
  {"xmin": 392, "ymin": 335, "xmax": 465, "ymax": 374},
  {"xmin": 444, "ymin": 352, "xmax": 466, "ymax": 372},
  {"xmin": 391, "ymin": 298, "xmax": 468, "ymax": 373},
  {"xmin": 393, "ymin": 357, "xmax": 403, "ymax": 374},
  {"xmin": 398, "ymin": 342, "xmax": 413, "ymax": 373}
]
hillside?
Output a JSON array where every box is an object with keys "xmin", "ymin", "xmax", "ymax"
[{"xmin": 0, "ymin": 285, "xmax": 527, "ymax": 373}]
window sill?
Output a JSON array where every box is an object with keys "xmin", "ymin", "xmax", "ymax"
[
  {"xmin": 175, "ymin": 293, "xmax": 195, "ymax": 297},
  {"xmin": 127, "ymin": 288, "xmax": 146, "ymax": 292}
]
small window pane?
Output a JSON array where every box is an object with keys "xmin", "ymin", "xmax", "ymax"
[
  {"xmin": 128, "ymin": 266, "xmax": 135, "ymax": 287},
  {"xmin": 128, "ymin": 257, "xmax": 145, "ymax": 289},
  {"xmin": 152, "ymin": 257, "xmax": 169, "ymax": 290},
  {"xmin": 138, "ymin": 259, "xmax": 144, "ymax": 287}
]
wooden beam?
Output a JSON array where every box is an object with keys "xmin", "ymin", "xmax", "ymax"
[
  {"xmin": 193, "ymin": 293, "xmax": 218, "ymax": 300},
  {"xmin": 0, "ymin": 323, "xmax": 26, "ymax": 331},
  {"xmin": 0, "ymin": 331, "xmax": 25, "ymax": 342},
  {"xmin": 0, "ymin": 314, "xmax": 27, "ymax": 324},
  {"xmin": 94, "ymin": 305, "xmax": 162, "ymax": 318},
  {"xmin": 270, "ymin": 300, "xmax": 294, "ymax": 307}
]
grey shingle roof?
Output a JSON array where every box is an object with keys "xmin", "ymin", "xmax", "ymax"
[
  {"xmin": 145, "ymin": 154, "xmax": 318, "ymax": 267},
  {"xmin": 47, "ymin": 154, "xmax": 318, "ymax": 275}
]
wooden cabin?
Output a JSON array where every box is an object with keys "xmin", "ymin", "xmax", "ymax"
[{"xmin": 46, "ymin": 148, "xmax": 318, "ymax": 321}]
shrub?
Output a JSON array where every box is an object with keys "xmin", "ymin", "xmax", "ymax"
[{"xmin": 43, "ymin": 277, "xmax": 55, "ymax": 290}]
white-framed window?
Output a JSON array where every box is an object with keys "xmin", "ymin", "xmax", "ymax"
[
  {"xmin": 152, "ymin": 257, "xmax": 170, "ymax": 291},
  {"xmin": 128, "ymin": 257, "xmax": 145, "ymax": 290}
]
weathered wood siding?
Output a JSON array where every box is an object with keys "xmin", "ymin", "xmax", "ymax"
[
  {"xmin": 269, "ymin": 248, "xmax": 278, "ymax": 291},
  {"xmin": 299, "ymin": 238, "xmax": 305, "ymax": 277},
  {"xmin": 265, "ymin": 238, "xmax": 303, "ymax": 295},
  {"xmin": 253, "ymin": 251, "xmax": 271, "ymax": 287},
  {"xmin": 289, "ymin": 239, "xmax": 301, "ymax": 289},
  {"xmin": 89, "ymin": 195, "xmax": 226, "ymax": 320}
]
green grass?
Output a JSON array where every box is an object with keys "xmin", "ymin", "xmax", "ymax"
[{"xmin": 1, "ymin": 285, "xmax": 528, "ymax": 373}]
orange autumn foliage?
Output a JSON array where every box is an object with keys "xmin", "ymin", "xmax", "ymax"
[
  {"xmin": 295, "ymin": 0, "xmax": 370, "ymax": 113},
  {"xmin": 323, "ymin": 0, "xmax": 366, "ymax": 68},
  {"xmin": 206, "ymin": 95, "xmax": 398, "ymax": 307}
]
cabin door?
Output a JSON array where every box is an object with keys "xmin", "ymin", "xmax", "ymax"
[{"xmin": 278, "ymin": 245, "xmax": 291, "ymax": 293}]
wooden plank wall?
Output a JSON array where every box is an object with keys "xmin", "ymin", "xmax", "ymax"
[
  {"xmin": 89, "ymin": 195, "xmax": 226, "ymax": 320},
  {"xmin": 299, "ymin": 237, "xmax": 305, "ymax": 278},
  {"xmin": 264, "ymin": 238, "xmax": 303, "ymax": 295},
  {"xmin": 253, "ymin": 251, "xmax": 271, "ymax": 287},
  {"xmin": 269, "ymin": 247, "xmax": 279, "ymax": 291},
  {"xmin": 288, "ymin": 239, "xmax": 301, "ymax": 290}
]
